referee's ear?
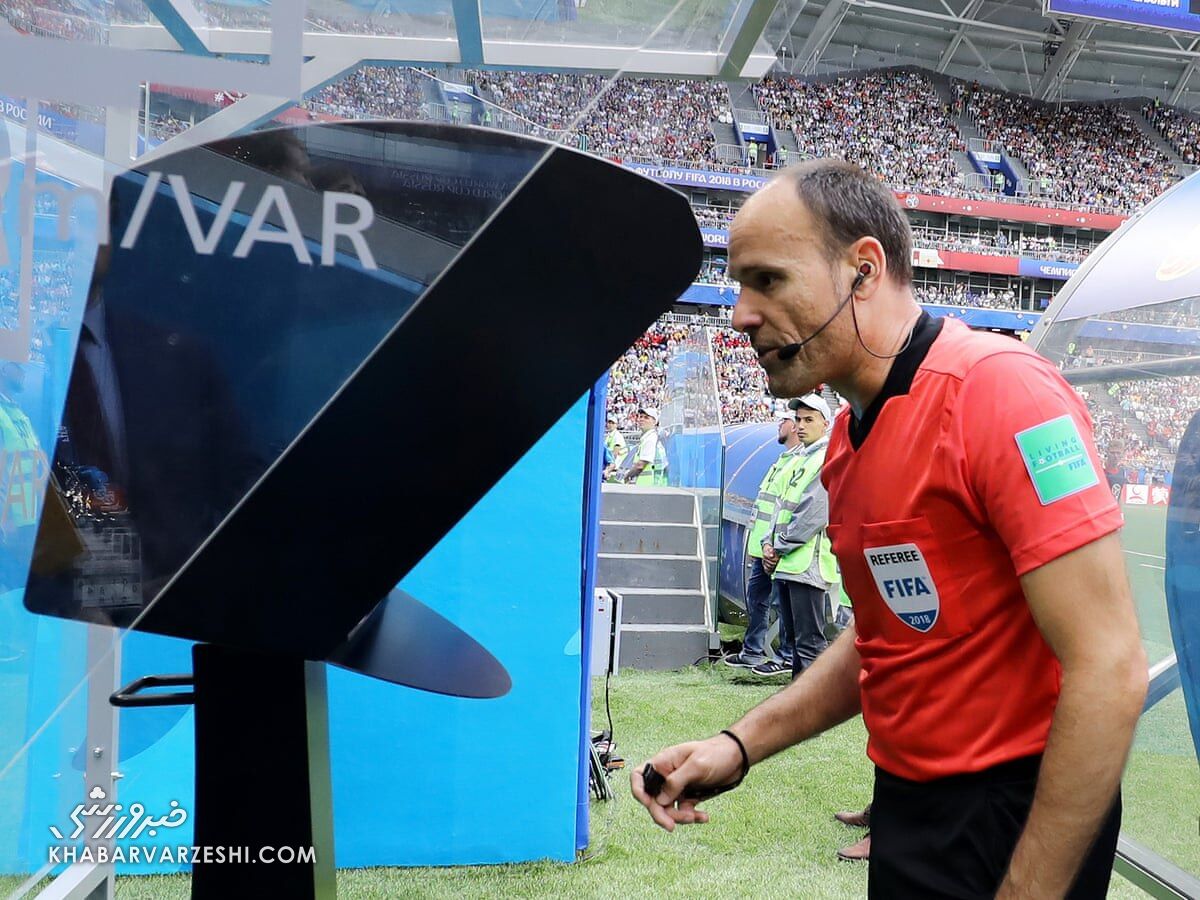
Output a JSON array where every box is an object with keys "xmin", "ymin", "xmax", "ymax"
[{"xmin": 847, "ymin": 237, "xmax": 886, "ymax": 297}]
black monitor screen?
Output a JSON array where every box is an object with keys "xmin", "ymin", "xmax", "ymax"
[{"xmin": 25, "ymin": 122, "xmax": 545, "ymax": 629}]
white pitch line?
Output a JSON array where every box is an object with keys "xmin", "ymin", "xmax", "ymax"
[
  {"xmin": 1125, "ymin": 550, "xmax": 1166, "ymax": 560},
  {"xmin": 1140, "ymin": 564, "xmax": 1166, "ymax": 571}
]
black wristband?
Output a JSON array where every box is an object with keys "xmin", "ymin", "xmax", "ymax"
[{"xmin": 720, "ymin": 729, "xmax": 751, "ymax": 780}]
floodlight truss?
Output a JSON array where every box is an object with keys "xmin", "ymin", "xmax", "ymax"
[
  {"xmin": 936, "ymin": 0, "xmax": 984, "ymax": 73},
  {"xmin": 720, "ymin": 0, "xmax": 784, "ymax": 80},
  {"xmin": 795, "ymin": 0, "xmax": 851, "ymax": 74},
  {"xmin": 107, "ymin": 21, "xmax": 777, "ymax": 79},
  {"xmin": 1034, "ymin": 19, "xmax": 1095, "ymax": 100},
  {"xmin": 1170, "ymin": 46, "xmax": 1200, "ymax": 105}
]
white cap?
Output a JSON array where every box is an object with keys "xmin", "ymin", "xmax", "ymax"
[
  {"xmin": 789, "ymin": 393, "xmax": 832, "ymax": 422},
  {"xmin": 638, "ymin": 406, "xmax": 660, "ymax": 422}
]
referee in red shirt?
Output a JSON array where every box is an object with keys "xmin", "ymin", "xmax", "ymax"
[{"xmin": 632, "ymin": 159, "xmax": 1148, "ymax": 898}]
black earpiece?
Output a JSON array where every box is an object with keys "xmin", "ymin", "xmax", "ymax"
[{"xmin": 854, "ymin": 263, "xmax": 872, "ymax": 289}]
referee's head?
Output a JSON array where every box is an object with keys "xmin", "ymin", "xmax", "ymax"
[{"xmin": 728, "ymin": 158, "xmax": 919, "ymax": 402}]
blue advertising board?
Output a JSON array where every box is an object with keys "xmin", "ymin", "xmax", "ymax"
[
  {"xmin": 0, "ymin": 95, "xmax": 105, "ymax": 155},
  {"xmin": 1018, "ymin": 257, "xmax": 1080, "ymax": 280},
  {"xmin": 1046, "ymin": 0, "xmax": 1200, "ymax": 35},
  {"xmin": 627, "ymin": 163, "xmax": 768, "ymax": 193}
]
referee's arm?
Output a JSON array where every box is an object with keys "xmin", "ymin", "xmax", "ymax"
[{"xmin": 997, "ymin": 532, "xmax": 1147, "ymax": 899}]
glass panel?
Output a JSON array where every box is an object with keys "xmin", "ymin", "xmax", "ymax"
[
  {"xmin": 1039, "ymin": 303, "xmax": 1197, "ymax": 666},
  {"xmin": 0, "ymin": 96, "xmax": 106, "ymax": 156},
  {"xmin": 1122, "ymin": 688, "xmax": 1200, "ymax": 876},
  {"xmin": 195, "ymin": 0, "xmax": 271, "ymax": 31},
  {"xmin": 0, "ymin": 0, "xmax": 109, "ymax": 46},
  {"xmin": 662, "ymin": 322, "xmax": 722, "ymax": 615},
  {"xmin": 0, "ymin": 142, "xmax": 109, "ymax": 887},
  {"xmin": 303, "ymin": 0, "xmax": 455, "ymax": 37},
  {"xmin": 1034, "ymin": 172, "xmax": 1200, "ymax": 886},
  {"xmin": 761, "ymin": 0, "xmax": 805, "ymax": 52},
  {"xmin": 480, "ymin": 0, "xmax": 739, "ymax": 53},
  {"xmin": 1, "ymin": 4, "xmax": 711, "ymax": 878}
]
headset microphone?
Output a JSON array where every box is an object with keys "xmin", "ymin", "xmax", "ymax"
[{"xmin": 774, "ymin": 264, "xmax": 871, "ymax": 362}]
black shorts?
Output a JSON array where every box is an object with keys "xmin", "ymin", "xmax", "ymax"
[{"xmin": 869, "ymin": 755, "xmax": 1121, "ymax": 899}]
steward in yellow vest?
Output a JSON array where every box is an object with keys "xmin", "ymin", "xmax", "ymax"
[{"xmin": 763, "ymin": 393, "xmax": 837, "ymax": 676}]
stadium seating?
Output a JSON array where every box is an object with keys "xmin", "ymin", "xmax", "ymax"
[
  {"xmin": 1146, "ymin": 102, "xmax": 1200, "ymax": 166},
  {"xmin": 754, "ymin": 70, "xmax": 967, "ymax": 197},
  {"xmin": 961, "ymin": 83, "xmax": 1177, "ymax": 213}
]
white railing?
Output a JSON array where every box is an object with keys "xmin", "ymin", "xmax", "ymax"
[
  {"xmin": 969, "ymin": 137, "xmax": 1005, "ymax": 157},
  {"xmin": 713, "ymin": 143, "xmax": 745, "ymax": 165},
  {"xmin": 963, "ymin": 172, "xmax": 995, "ymax": 192}
]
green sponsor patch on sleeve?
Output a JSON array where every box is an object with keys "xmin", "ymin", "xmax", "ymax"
[{"xmin": 1014, "ymin": 415, "xmax": 1100, "ymax": 505}]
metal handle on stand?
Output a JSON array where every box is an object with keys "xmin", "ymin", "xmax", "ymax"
[{"xmin": 110, "ymin": 673, "xmax": 195, "ymax": 707}]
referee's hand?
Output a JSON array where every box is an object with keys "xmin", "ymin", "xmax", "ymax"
[{"xmin": 630, "ymin": 737, "xmax": 743, "ymax": 832}]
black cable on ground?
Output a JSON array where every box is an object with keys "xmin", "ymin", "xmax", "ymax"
[{"xmin": 604, "ymin": 667, "xmax": 614, "ymax": 746}]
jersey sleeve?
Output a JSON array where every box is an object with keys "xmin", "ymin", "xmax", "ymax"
[{"xmin": 954, "ymin": 350, "xmax": 1123, "ymax": 576}]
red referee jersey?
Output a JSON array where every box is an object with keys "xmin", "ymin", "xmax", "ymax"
[{"xmin": 824, "ymin": 317, "xmax": 1123, "ymax": 782}]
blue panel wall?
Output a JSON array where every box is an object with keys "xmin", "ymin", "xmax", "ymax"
[{"xmin": 328, "ymin": 394, "xmax": 590, "ymax": 867}]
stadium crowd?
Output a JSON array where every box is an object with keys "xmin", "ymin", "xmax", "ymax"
[
  {"xmin": 960, "ymin": 83, "xmax": 1177, "ymax": 213},
  {"xmin": 1113, "ymin": 378, "xmax": 1196, "ymax": 460},
  {"xmin": 1072, "ymin": 377, "xmax": 1196, "ymax": 484},
  {"xmin": 754, "ymin": 70, "xmax": 967, "ymax": 197},
  {"xmin": 910, "ymin": 226, "xmax": 1094, "ymax": 263},
  {"xmin": 912, "ymin": 283, "xmax": 1023, "ymax": 310},
  {"xmin": 605, "ymin": 320, "xmax": 773, "ymax": 429},
  {"xmin": 693, "ymin": 206, "xmax": 737, "ymax": 229},
  {"xmin": 604, "ymin": 313, "xmax": 1183, "ymax": 486},
  {"xmin": 697, "ymin": 260, "xmax": 738, "ymax": 286},
  {"xmin": 12, "ymin": 49, "xmax": 1193, "ymax": 217},
  {"xmin": 1146, "ymin": 101, "xmax": 1200, "ymax": 166},
  {"xmin": 473, "ymin": 70, "xmax": 735, "ymax": 164},
  {"xmin": 475, "ymin": 70, "xmax": 604, "ymax": 134},
  {"xmin": 571, "ymin": 77, "xmax": 733, "ymax": 165},
  {"xmin": 305, "ymin": 66, "xmax": 428, "ymax": 122},
  {"xmin": 710, "ymin": 329, "xmax": 772, "ymax": 424},
  {"xmin": 4, "ymin": 47, "xmax": 1194, "ymax": 483},
  {"xmin": 1108, "ymin": 301, "xmax": 1200, "ymax": 330},
  {"xmin": 1, "ymin": 0, "xmax": 107, "ymax": 43},
  {"xmin": 0, "ymin": 251, "xmax": 78, "ymax": 363}
]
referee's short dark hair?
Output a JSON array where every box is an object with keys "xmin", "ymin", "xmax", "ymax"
[{"xmin": 779, "ymin": 159, "xmax": 913, "ymax": 287}]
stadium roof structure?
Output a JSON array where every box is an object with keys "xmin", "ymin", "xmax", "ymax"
[
  {"xmin": 776, "ymin": 0, "xmax": 1200, "ymax": 112},
  {"xmin": 103, "ymin": 1, "xmax": 783, "ymax": 77},
  {"xmin": 89, "ymin": 0, "xmax": 1200, "ymax": 115},
  {"xmin": 0, "ymin": 0, "xmax": 1198, "ymax": 162}
]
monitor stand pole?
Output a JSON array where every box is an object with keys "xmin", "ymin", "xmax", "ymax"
[{"xmin": 190, "ymin": 645, "xmax": 335, "ymax": 898}]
